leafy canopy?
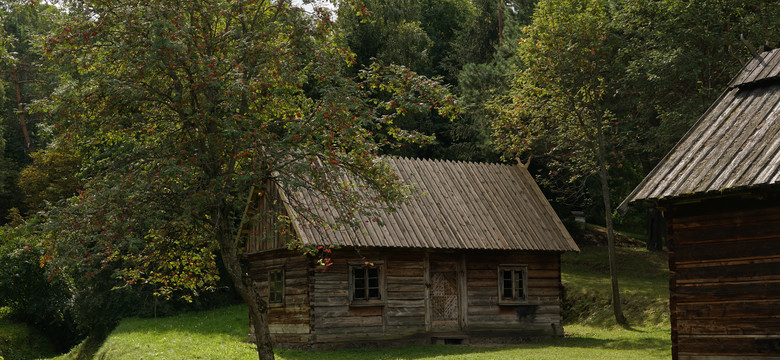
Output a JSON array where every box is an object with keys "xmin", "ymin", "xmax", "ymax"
[
  {"xmin": 40, "ymin": 0, "xmax": 456, "ymax": 300},
  {"xmin": 493, "ymin": 0, "xmax": 624, "ymax": 180}
]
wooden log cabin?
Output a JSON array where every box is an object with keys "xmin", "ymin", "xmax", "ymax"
[
  {"xmin": 620, "ymin": 49, "xmax": 780, "ymax": 359},
  {"xmin": 239, "ymin": 157, "xmax": 579, "ymax": 349}
]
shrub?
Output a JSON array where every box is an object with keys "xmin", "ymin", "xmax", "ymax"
[
  {"xmin": 0, "ymin": 219, "xmax": 241, "ymax": 355},
  {"xmin": 0, "ymin": 224, "xmax": 80, "ymax": 352}
]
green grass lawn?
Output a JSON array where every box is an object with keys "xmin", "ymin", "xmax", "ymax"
[
  {"xmin": 47, "ymin": 242, "xmax": 671, "ymax": 360},
  {"xmin": 55, "ymin": 305, "xmax": 669, "ymax": 360},
  {"xmin": 278, "ymin": 325, "xmax": 670, "ymax": 360}
]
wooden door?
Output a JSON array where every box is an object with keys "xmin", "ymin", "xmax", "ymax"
[{"xmin": 430, "ymin": 260, "xmax": 460, "ymax": 330}]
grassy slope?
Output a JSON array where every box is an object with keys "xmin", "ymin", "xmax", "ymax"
[
  {"xmin": 47, "ymin": 306, "xmax": 256, "ymax": 360},
  {"xmin": 0, "ymin": 314, "xmax": 56, "ymax": 360},
  {"xmin": 562, "ymin": 245, "xmax": 670, "ymax": 327},
  {"xmin": 50, "ymin": 243, "xmax": 671, "ymax": 360}
]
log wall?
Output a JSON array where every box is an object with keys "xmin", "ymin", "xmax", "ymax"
[
  {"xmin": 308, "ymin": 248, "xmax": 563, "ymax": 347},
  {"xmin": 248, "ymin": 247, "xmax": 565, "ymax": 348},
  {"xmin": 309, "ymin": 249, "xmax": 428, "ymax": 346},
  {"xmin": 667, "ymin": 195, "xmax": 780, "ymax": 360},
  {"xmin": 465, "ymin": 251, "xmax": 563, "ymax": 338},
  {"xmin": 246, "ymin": 250, "xmax": 312, "ymax": 346}
]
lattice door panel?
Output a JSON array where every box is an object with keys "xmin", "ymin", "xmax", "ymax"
[{"xmin": 431, "ymin": 271, "xmax": 458, "ymax": 321}]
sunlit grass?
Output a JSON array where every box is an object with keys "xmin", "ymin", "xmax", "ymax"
[
  {"xmin": 62, "ymin": 305, "xmax": 669, "ymax": 360},
  {"xmin": 92, "ymin": 305, "xmax": 256, "ymax": 360},
  {"xmin": 58, "ymin": 304, "xmax": 670, "ymax": 360}
]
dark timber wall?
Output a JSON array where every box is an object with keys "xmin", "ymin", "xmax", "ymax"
[
  {"xmin": 247, "ymin": 247, "xmax": 565, "ymax": 349},
  {"xmin": 465, "ymin": 251, "xmax": 563, "ymax": 340},
  {"xmin": 666, "ymin": 195, "xmax": 780, "ymax": 360}
]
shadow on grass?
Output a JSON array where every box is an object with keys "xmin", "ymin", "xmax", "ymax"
[
  {"xmin": 57, "ymin": 331, "xmax": 109, "ymax": 360},
  {"xmin": 276, "ymin": 332, "xmax": 669, "ymax": 360},
  {"xmin": 549, "ymin": 334, "xmax": 669, "ymax": 351}
]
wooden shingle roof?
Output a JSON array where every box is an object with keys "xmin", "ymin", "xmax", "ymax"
[
  {"xmin": 621, "ymin": 49, "xmax": 780, "ymax": 208},
  {"xmin": 286, "ymin": 157, "xmax": 578, "ymax": 252}
]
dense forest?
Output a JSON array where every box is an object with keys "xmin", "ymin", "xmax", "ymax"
[{"xmin": 1, "ymin": 0, "xmax": 778, "ymax": 358}]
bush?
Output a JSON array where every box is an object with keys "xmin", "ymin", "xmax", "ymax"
[
  {"xmin": 0, "ymin": 220, "xmax": 241, "ymax": 356},
  {"xmin": 0, "ymin": 225, "xmax": 80, "ymax": 352}
]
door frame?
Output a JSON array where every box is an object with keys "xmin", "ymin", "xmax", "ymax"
[{"xmin": 425, "ymin": 252, "xmax": 467, "ymax": 332}]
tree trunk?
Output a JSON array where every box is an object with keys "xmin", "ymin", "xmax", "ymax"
[
  {"xmin": 497, "ymin": 0, "xmax": 503, "ymax": 42},
  {"xmin": 215, "ymin": 205, "xmax": 275, "ymax": 360},
  {"xmin": 12, "ymin": 66, "xmax": 32, "ymax": 154},
  {"xmin": 596, "ymin": 125, "xmax": 627, "ymax": 325}
]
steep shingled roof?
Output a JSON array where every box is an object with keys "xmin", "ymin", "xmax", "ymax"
[
  {"xmin": 286, "ymin": 157, "xmax": 578, "ymax": 252},
  {"xmin": 620, "ymin": 49, "xmax": 780, "ymax": 209}
]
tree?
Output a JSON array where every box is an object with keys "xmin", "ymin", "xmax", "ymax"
[
  {"xmin": 17, "ymin": 145, "xmax": 82, "ymax": 212},
  {"xmin": 40, "ymin": 1, "xmax": 454, "ymax": 359},
  {"xmin": 613, "ymin": 0, "xmax": 780, "ymax": 174},
  {"xmin": 0, "ymin": 9, "xmax": 15, "ymax": 221},
  {"xmin": 336, "ymin": 0, "xmax": 471, "ymax": 160},
  {"xmin": 337, "ymin": 0, "xmax": 473, "ymax": 80},
  {"xmin": 338, "ymin": 0, "xmax": 433, "ymax": 75},
  {"xmin": 450, "ymin": 0, "xmax": 536, "ymax": 162},
  {"xmin": 1, "ymin": 2, "xmax": 66, "ymax": 222},
  {"xmin": 493, "ymin": 0, "xmax": 627, "ymax": 324},
  {"xmin": 449, "ymin": 0, "xmax": 532, "ymax": 68}
]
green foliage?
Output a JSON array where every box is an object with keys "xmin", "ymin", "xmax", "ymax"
[
  {"xmin": 450, "ymin": 3, "xmax": 535, "ymax": 162},
  {"xmin": 491, "ymin": 0, "xmax": 780, "ymax": 215},
  {"xmin": 338, "ymin": 0, "xmax": 491, "ymax": 161},
  {"xmin": 338, "ymin": 0, "xmax": 471, "ymax": 79},
  {"xmin": 492, "ymin": 0, "xmax": 629, "ymax": 212},
  {"xmin": 449, "ymin": 0, "xmax": 535, "ymax": 68},
  {"xmin": 0, "ymin": 223, "xmax": 80, "ymax": 352},
  {"xmin": 1, "ymin": 2, "xmax": 68, "ymax": 223},
  {"xmin": 495, "ymin": 0, "xmax": 619, "ymax": 160},
  {"xmin": 336, "ymin": 0, "xmax": 539, "ymax": 162},
  {"xmin": 17, "ymin": 146, "xmax": 82, "ymax": 212},
  {"xmin": 494, "ymin": 0, "xmax": 634, "ymax": 324},
  {"xmin": 612, "ymin": 0, "xmax": 780, "ymax": 171}
]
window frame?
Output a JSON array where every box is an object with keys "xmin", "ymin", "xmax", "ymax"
[
  {"xmin": 497, "ymin": 264, "xmax": 528, "ymax": 305},
  {"xmin": 348, "ymin": 260, "xmax": 385, "ymax": 307},
  {"xmin": 267, "ymin": 266, "xmax": 285, "ymax": 307}
]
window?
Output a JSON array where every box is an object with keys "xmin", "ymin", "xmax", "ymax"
[
  {"xmin": 498, "ymin": 265, "xmax": 528, "ymax": 304},
  {"xmin": 349, "ymin": 261, "xmax": 384, "ymax": 305},
  {"xmin": 268, "ymin": 268, "xmax": 284, "ymax": 305}
]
